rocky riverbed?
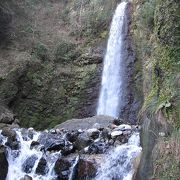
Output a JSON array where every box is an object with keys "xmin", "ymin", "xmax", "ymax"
[{"xmin": 0, "ymin": 115, "xmax": 141, "ymax": 180}]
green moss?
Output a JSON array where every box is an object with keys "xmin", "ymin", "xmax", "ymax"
[
  {"xmin": 54, "ymin": 41, "xmax": 75, "ymax": 63},
  {"xmin": 133, "ymin": 0, "xmax": 179, "ymax": 122},
  {"xmin": 33, "ymin": 43, "xmax": 49, "ymax": 61}
]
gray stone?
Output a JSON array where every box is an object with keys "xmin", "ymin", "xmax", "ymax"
[
  {"xmin": 54, "ymin": 115, "xmax": 115, "ymax": 131},
  {"xmin": 87, "ymin": 128, "xmax": 100, "ymax": 139},
  {"xmin": 0, "ymin": 145, "xmax": 8, "ymax": 180},
  {"xmin": 111, "ymin": 131, "xmax": 123, "ymax": 138},
  {"xmin": 20, "ymin": 175, "xmax": 33, "ymax": 180}
]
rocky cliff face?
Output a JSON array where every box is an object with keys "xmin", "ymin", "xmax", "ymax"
[
  {"xmin": 0, "ymin": 0, "xmax": 121, "ymax": 130},
  {"xmin": 0, "ymin": 0, "xmax": 140, "ymax": 130},
  {"xmin": 131, "ymin": 0, "xmax": 180, "ymax": 179}
]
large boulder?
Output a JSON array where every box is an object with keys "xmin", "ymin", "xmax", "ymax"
[
  {"xmin": 38, "ymin": 132, "xmax": 73, "ymax": 154},
  {"xmin": 1, "ymin": 127, "xmax": 19, "ymax": 150},
  {"xmin": 35, "ymin": 157, "xmax": 48, "ymax": 175},
  {"xmin": 0, "ymin": 145, "xmax": 8, "ymax": 180},
  {"xmin": 0, "ymin": 112, "xmax": 14, "ymax": 124},
  {"xmin": 75, "ymin": 158, "xmax": 97, "ymax": 180},
  {"xmin": 54, "ymin": 157, "xmax": 72, "ymax": 180},
  {"xmin": 74, "ymin": 132, "xmax": 93, "ymax": 151},
  {"xmin": 55, "ymin": 115, "xmax": 115, "ymax": 131},
  {"xmin": 0, "ymin": 105, "xmax": 19, "ymax": 126}
]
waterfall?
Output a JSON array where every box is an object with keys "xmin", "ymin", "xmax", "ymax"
[
  {"xmin": 95, "ymin": 132, "xmax": 142, "ymax": 180},
  {"xmin": 97, "ymin": 2, "xmax": 128, "ymax": 117},
  {"xmin": 96, "ymin": 2, "xmax": 142, "ymax": 180}
]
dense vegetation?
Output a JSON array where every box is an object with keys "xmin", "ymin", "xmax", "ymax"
[{"xmin": 132, "ymin": 0, "xmax": 180, "ymax": 179}]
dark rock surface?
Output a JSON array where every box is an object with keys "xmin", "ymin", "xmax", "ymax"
[
  {"xmin": 0, "ymin": 2, "xmax": 12, "ymax": 43},
  {"xmin": 1, "ymin": 127, "xmax": 19, "ymax": 150},
  {"xmin": 35, "ymin": 157, "xmax": 48, "ymax": 175},
  {"xmin": 75, "ymin": 158, "xmax": 97, "ymax": 180},
  {"xmin": 54, "ymin": 157, "xmax": 72, "ymax": 180},
  {"xmin": 74, "ymin": 132, "xmax": 93, "ymax": 151},
  {"xmin": 0, "ymin": 145, "xmax": 8, "ymax": 180}
]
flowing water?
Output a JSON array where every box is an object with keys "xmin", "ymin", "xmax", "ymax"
[
  {"xmin": 97, "ymin": 1, "xmax": 128, "ymax": 117},
  {"xmin": 96, "ymin": 132, "xmax": 142, "ymax": 180},
  {"xmin": 96, "ymin": 2, "xmax": 142, "ymax": 180},
  {"xmin": 1, "ymin": 129, "xmax": 59, "ymax": 180}
]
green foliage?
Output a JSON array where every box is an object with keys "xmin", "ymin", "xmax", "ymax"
[
  {"xmin": 65, "ymin": 0, "xmax": 118, "ymax": 37},
  {"xmin": 54, "ymin": 41, "xmax": 75, "ymax": 63},
  {"xmin": 139, "ymin": 0, "xmax": 156, "ymax": 32},
  {"xmin": 133, "ymin": 0, "xmax": 180, "ymax": 123},
  {"xmin": 33, "ymin": 43, "xmax": 49, "ymax": 61}
]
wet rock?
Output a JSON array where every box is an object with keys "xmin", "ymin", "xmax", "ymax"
[
  {"xmin": 109, "ymin": 124, "xmax": 118, "ymax": 129},
  {"xmin": 61, "ymin": 142, "xmax": 74, "ymax": 156},
  {"xmin": 0, "ymin": 123, "xmax": 19, "ymax": 130},
  {"xmin": 38, "ymin": 131, "xmax": 74, "ymax": 155},
  {"xmin": 122, "ymin": 130, "xmax": 131, "ymax": 135},
  {"xmin": 111, "ymin": 131, "xmax": 123, "ymax": 138},
  {"xmin": 116, "ymin": 134, "xmax": 129, "ymax": 144},
  {"xmin": 38, "ymin": 132, "xmax": 65, "ymax": 151},
  {"xmin": 22, "ymin": 155, "xmax": 38, "ymax": 173},
  {"xmin": 2, "ymin": 127, "xmax": 19, "ymax": 150},
  {"xmin": 115, "ymin": 124, "xmax": 132, "ymax": 131},
  {"xmin": 0, "ymin": 112, "xmax": 14, "ymax": 124},
  {"xmin": 46, "ymin": 139, "xmax": 65, "ymax": 151},
  {"xmin": 101, "ymin": 128, "xmax": 111, "ymax": 141},
  {"xmin": 20, "ymin": 175, "xmax": 33, "ymax": 180},
  {"xmin": 0, "ymin": 145, "xmax": 8, "ymax": 180},
  {"xmin": 27, "ymin": 128, "xmax": 34, "ymax": 139},
  {"xmin": 30, "ymin": 141, "xmax": 40, "ymax": 149},
  {"xmin": 113, "ymin": 118, "xmax": 124, "ymax": 126},
  {"xmin": 1, "ymin": 127, "xmax": 16, "ymax": 139},
  {"xmin": 54, "ymin": 157, "xmax": 72, "ymax": 180},
  {"xmin": 87, "ymin": 128, "xmax": 100, "ymax": 139},
  {"xmin": 92, "ymin": 123, "xmax": 101, "ymax": 129},
  {"xmin": 35, "ymin": 157, "xmax": 48, "ymax": 175},
  {"xmin": 88, "ymin": 141, "xmax": 108, "ymax": 154},
  {"xmin": 65, "ymin": 131, "xmax": 79, "ymax": 143},
  {"xmin": 75, "ymin": 158, "xmax": 97, "ymax": 179},
  {"xmin": 74, "ymin": 132, "xmax": 93, "ymax": 150},
  {"xmin": 49, "ymin": 129, "xmax": 56, "ymax": 134},
  {"xmin": 20, "ymin": 128, "xmax": 29, "ymax": 141}
]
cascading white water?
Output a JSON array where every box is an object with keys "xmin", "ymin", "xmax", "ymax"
[
  {"xmin": 1, "ymin": 129, "xmax": 59, "ymax": 180},
  {"xmin": 96, "ymin": 2, "xmax": 142, "ymax": 180},
  {"xmin": 95, "ymin": 132, "xmax": 142, "ymax": 180},
  {"xmin": 97, "ymin": 2, "xmax": 128, "ymax": 117}
]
